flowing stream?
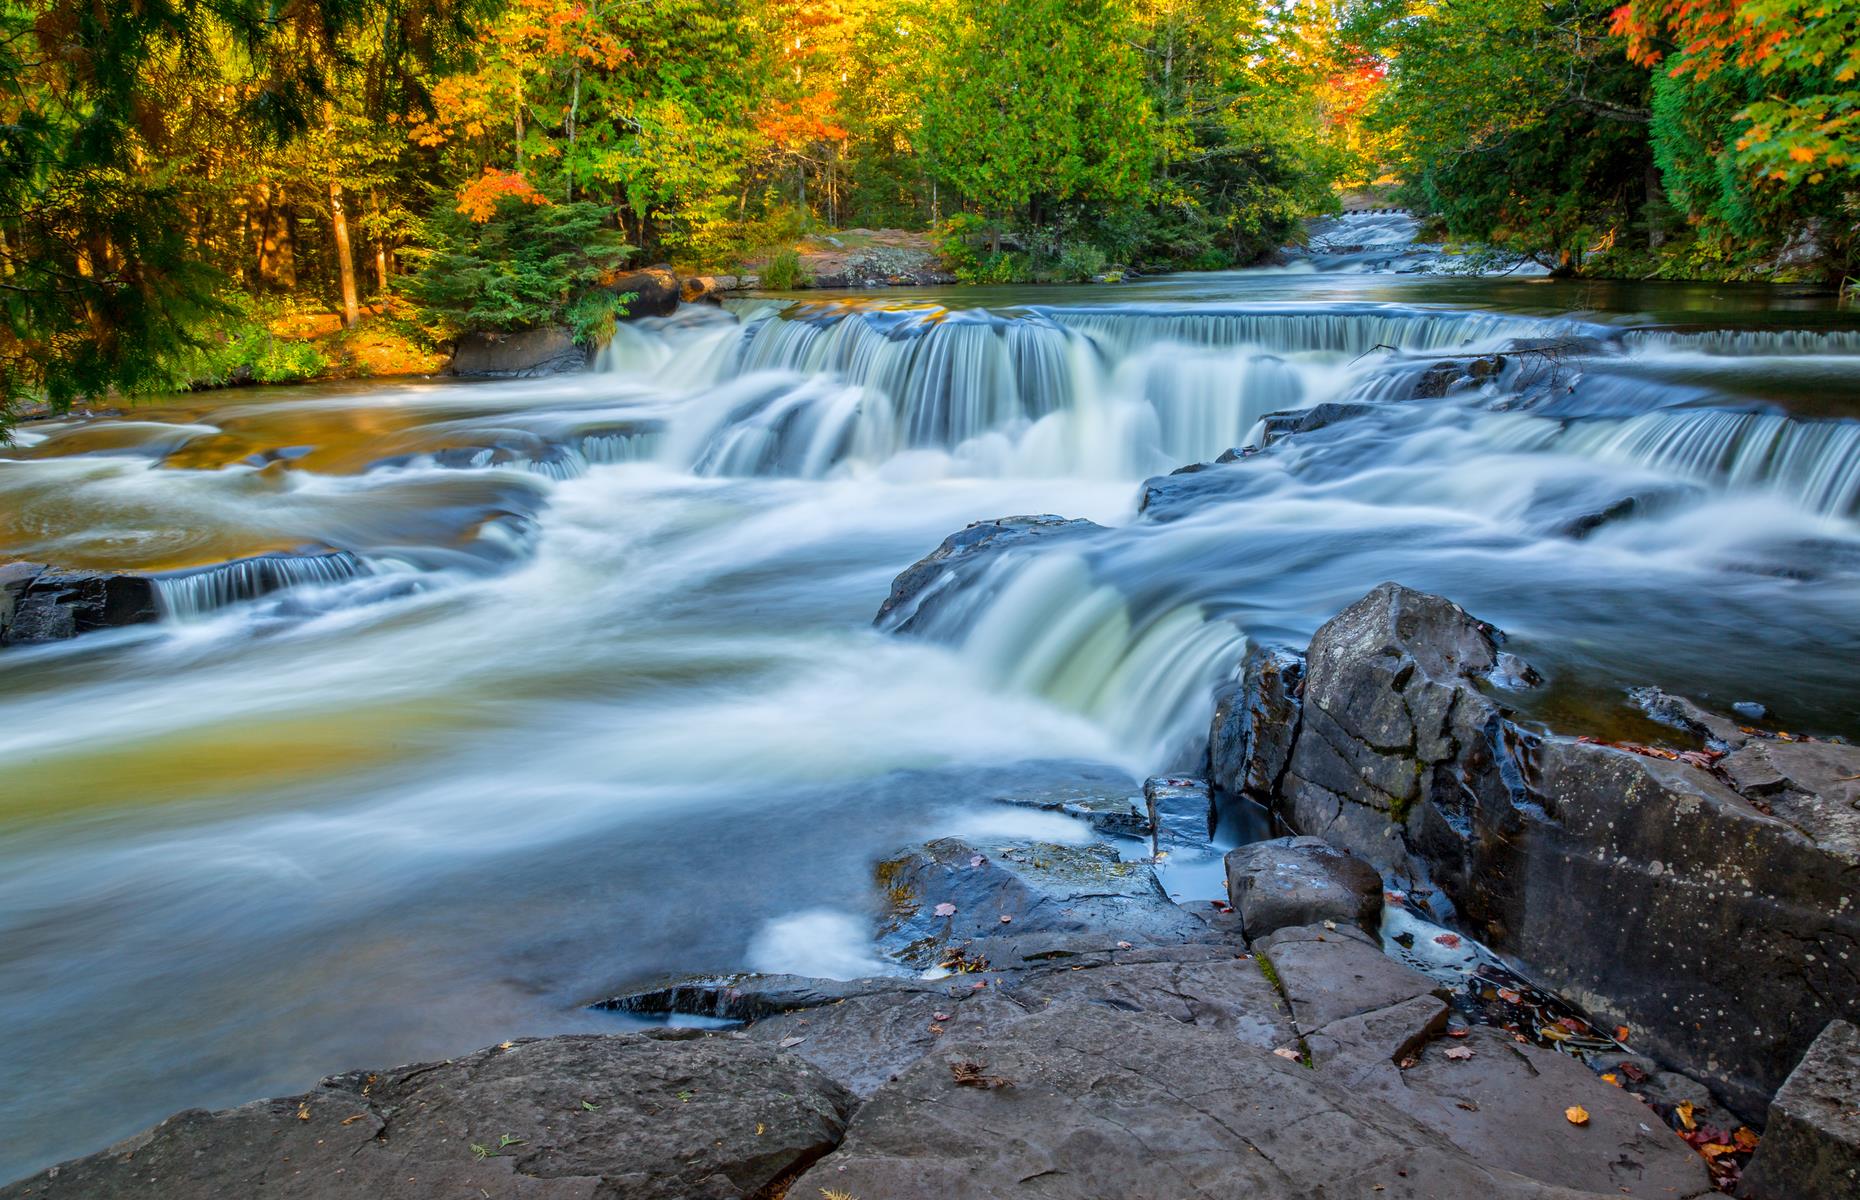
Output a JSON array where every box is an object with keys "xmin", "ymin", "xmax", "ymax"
[{"xmin": 2, "ymin": 215, "xmax": 1858, "ymax": 1180}]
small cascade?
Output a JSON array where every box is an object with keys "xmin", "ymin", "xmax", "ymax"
[
  {"xmin": 1478, "ymin": 408, "xmax": 1860, "ymax": 518},
  {"xmin": 1625, "ymin": 329, "xmax": 1860, "ymax": 356},
  {"xmin": 153, "ymin": 551, "xmax": 368, "ymax": 620},
  {"xmin": 1044, "ymin": 305, "xmax": 1576, "ymax": 355}
]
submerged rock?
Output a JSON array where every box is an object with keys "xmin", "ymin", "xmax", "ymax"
[
  {"xmin": 449, "ymin": 326, "xmax": 587, "ymax": 378},
  {"xmin": 1208, "ymin": 644, "xmax": 1305, "ymax": 806},
  {"xmin": 0, "ymin": 566, "xmax": 159, "ymax": 645},
  {"xmin": 1275, "ymin": 581, "xmax": 1860, "ymax": 1118},
  {"xmin": 1224, "ymin": 836, "xmax": 1383, "ymax": 939},
  {"xmin": 1740, "ymin": 1019, "xmax": 1860, "ymax": 1200},
  {"xmin": 1143, "ymin": 775, "xmax": 1214, "ymax": 847},
  {"xmin": 0, "ymin": 1032, "xmax": 853, "ymax": 1200}
]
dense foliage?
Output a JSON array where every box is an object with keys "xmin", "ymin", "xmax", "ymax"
[
  {"xmin": 1351, "ymin": 0, "xmax": 1859, "ymax": 277},
  {"xmin": 2, "ymin": 0, "xmax": 1855, "ymax": 431}
]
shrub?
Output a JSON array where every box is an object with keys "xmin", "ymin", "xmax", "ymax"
[{"xmin": 759, "ymin": 247, "xmax": 812, "ymax": 290}]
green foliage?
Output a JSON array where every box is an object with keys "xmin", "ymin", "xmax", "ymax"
[
  {"xmin": 759, "ymin": 248, "xmax": 813, "ymax": 290},
  {"xmin": 404, "ymin": 200, "xmax": 634, "ymax": 341}
]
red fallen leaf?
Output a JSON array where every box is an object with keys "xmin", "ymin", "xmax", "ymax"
[
  {"xmin": 1445, "ymin": 1027, "xmax": 1470, "ymax": 1039},
  {"xmin": 1444, "ymin": 1046, "xmax": 1475, "ymax": 1060},
  {"xmin": 1211, "ymin": 902, "xmax": 1233, "ymax": 913},
  {"xmin": 932, "ymin": 1012, "xmax": 952, "ymax": 1022},
  {"xmin": 1385, "ymin": 890, "xmax": 1407, "ymax": 905},
  {"xmin": 1557, "ymin": 1017, "xmax": 1588, "ymax": 1034},
  {"xmin": 1733, "ymin": 1127, "xmax": 1759, "ymax": 1152},
  {"xmin": 969, "ymin": 980, "xmax": 987, "ymax": 990},
  {"xmin": 1496, "ymin": 987, "xmax": 1523, "ymax": 1004},
  {"xmin": 1618, "ymin": 1062, "xmax": 1648, "ymax": 1083},
  {"xmin": 1677, "ymin": 749, "xmax": 1724, "ymax": 769},
  {"xmin": 1614, "ymin": 1025, "xmax": 1631, "ymax": 1042},
  {"xmin": 1433, "ymin": 933, "xmax": 1462, "ymax": 948},
  {"xmin": 933, "ymin": 902, "xmax": 957, "ymax": 917}
]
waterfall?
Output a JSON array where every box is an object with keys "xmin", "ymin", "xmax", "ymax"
[
  {"xmin": 1625, "ymin": 329, "xmax": 1860, "ymax": 356},
  {"xmin": 1044, "ymin": 305, "xmax": 1577, "ymax": 355},
  {"xmin": 1477, "ymin": 408, "xmax": 1860, "ymax": 518},
  {"xmin": 153, "ymin": 551, "xmax": 369, "ymax": 620}
]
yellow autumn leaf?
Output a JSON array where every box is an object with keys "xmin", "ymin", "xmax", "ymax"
[{"xmin": 1565, "ymin": 1105, "xmax": 1590, "ymax": 1126}]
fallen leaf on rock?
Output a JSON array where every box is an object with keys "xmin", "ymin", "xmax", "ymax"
[
  {"xmin": 934, "ymin": 902, "xmax": 957, "ymax": 917},
  {"xmin": 1273, "ymin": 1047, "xmax": 1301, "ymax": 1061},
  {"xmin": 1565, "ymin": 1106, "xmax": 1590, "ymax": 1126},
  {"xmin": 1398, "ymin": 1055, "xmax": 1419, "ymax": 1069},
  {"xmin": 927, "ymin": 1024, "xmax": 945, "ymax": 1035},
  {"xmin": 1699, "ymin": 1142, "xmax": 1736, "ymax": 1159},
  {"xmin": 1445, "ymin": 1046, "xmax": 1475, "ymax": 1060},
  {"xmin": 1323, "ymin": 919, "xmax": 1338, "ymax": 930},
  {"xmin": 1676, "ymin": 1100, "xmax": 1696, "ymax": 1131},
  {"xmin": 778, "ymin": 1036, "xmax": 806, "ymax": 1048},
  {"xmin": 1456, "ymin": 1100, "xmax": 1479, "ymax": 1112},
  {"xmin": 1557, "ymin": 1017, "xmax": 1587, "ymax": 1034},
  {"xmin": 1733, "ymin": 1127, "xmax": 1759, "ymax": 1152},
  {"xmin": 999, "ymin": 914, "xmax": 1013, "ymax": 924},
  {"xmin": 1602, "ymin": 1073, "xmax": 1621, "ymax": 1086},
  {"xmin": 1541, "ymin": 1026, "xmax": 1572, "ymax": 1042},
  {"xmin": 1614, "ymin": 1025, "xmax": 1631, "ymax": 1042},
  {"xmin": 1385, "ymin": 890, "xmax": 1406, "ymax": 905},
  {"xmin": 1445, "ymin": 1027, "xmax": 1469, "ymax": 1039},
  {"xmin": 1116, "ymin": 940, "xmax": 1133, "ymax": 949},
  {"xmin": 950, "ymin": 1060, "xmax": 1011, "ymax": 1089},
  {"xmin": 969, "ymin": 980, "xmax": 988, "ymax": 990},
  {"xmin": 1618, "ymin": 1062, "xmax": 1648, "ymax": 1083},
  {"xmin": 297, "ymin": 1104, "xmax": 311, "ymax": 1122},
  {"xmin": 1433, "ymin": 932, "xmax": 1461, "ymax": 947},
  {"xmin": 1496, "ymin": 987, "xmax": 1522, "ymax": 1004},
  {"xmin": 341, "ymin": 1114, "xmax": 369, "ymax": 1125},
  {"xmin": 933, "ymin": 1011, "xmax": 952, "ymax": 1022}
]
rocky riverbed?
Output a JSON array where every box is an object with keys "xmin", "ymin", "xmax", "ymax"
[{"xmin": 7, "ymin": 568, "xmax": 1856, "ymax": 1199}]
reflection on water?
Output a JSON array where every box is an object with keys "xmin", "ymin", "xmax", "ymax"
[{"xmin": 1, "ymin": 241, "xmax": 1858, "ymax": 1181}]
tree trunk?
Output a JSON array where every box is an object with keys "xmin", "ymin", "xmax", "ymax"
[
  {"xmin": 329, "ymin": 179, "xmax": 361, "ymax": 327},
  {"xmin": 566, "ymin": 67, "xmax": 581, "ymax": 203},
  {"xmin": 369, "ymin": 192, "xmax": 389, "ymax": 293}
]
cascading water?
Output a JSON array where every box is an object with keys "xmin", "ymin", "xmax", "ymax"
[{"xmin": 1, "ymin": 268, "xmax": 1857, "ymax": 1188}]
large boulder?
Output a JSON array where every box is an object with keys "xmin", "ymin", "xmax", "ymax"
[
  {"xmin": 0, "ymin": 1031, "xmax": 853, "ymax": 1200},
  {"xmin": 792, "ymin": 1002, "xmax": 1698, "ymax": 1200},
  {"xmin": 0, "ymin": 567, "xmax": 159, "ymax": 645},
  {"xmin": 1224, "ymin": 836, "xmax": 1383, "ymax": 938},
  {"xmin": 1276, "ymin": 581, "xmax": 1860, "ymax": 1118},
  {"xmin": 605, "ymin": 266, "xmax": 681, "ymax": 318},
  {"xmin": 449, "ymin": 326, "xmax": 586, "ymax": 378},
  {"xmin": 1740, "ymin": 1019, "xmax": 1860, "ymax": 1200},
  {"xmin": 874, "ymin": 515, "xmax": 1103, "ymax": 632}
]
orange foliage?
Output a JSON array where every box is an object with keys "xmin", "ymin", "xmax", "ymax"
[{"xmin": 456, "ymin": 168, "xmax": 551, "ymax": 222}]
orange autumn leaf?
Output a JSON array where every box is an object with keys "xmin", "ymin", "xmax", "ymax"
[{"xmin": 1565, "ymin": 1105, "xmax": 1590, "ymax": 1126}]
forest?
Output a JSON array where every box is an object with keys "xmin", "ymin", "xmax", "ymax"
[{"xmin": 1, "ymin": 0, "xmax": 1856, "ymax": 426}]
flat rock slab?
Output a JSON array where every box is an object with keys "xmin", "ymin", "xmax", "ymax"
[
  {"xmin": 1395, "ymin": 1026, "xmax": 1710, "ymax": 1199},
  {"xmin": 1257, "ymin": 923, "xmax": 1447, "ymax": 1035},
  {"xmin": 1741, "ymin": 1018, "xmax": 1860, "ymax": 1200},
  {"xmin": 1225, "ymin": 835, "xmax": 1384, "ymax": 938},
  {"xmin": 793, "ymin": 1003, "xmax": 1656, "ymax": 1200},
  {"xmin": 875, "ymin": 837, "xmax": 1208, "ymax": 970},
  {"xmin": 0, "ymin": 1032, "xmax": 853, "ymax": 1200}
]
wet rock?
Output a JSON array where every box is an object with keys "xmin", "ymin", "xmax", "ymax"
[
  {"xmin": 678, "ymin": 275, "xmax": 723, "ymax": 305},
  {"xmin": 449, "ymin": 326, "xmax": 586, "ymax": 378},
  {"xmin": 594, "ymin": 972, "xmax": 941, "ymax": 1022},
  {"xmin": 1144, "ymin": 775, "xmax": 1214, "ymax": 847},
  {"xmin": 1731, "ymin": 700, "xmax": 1769, "ymax": 722},
  {"xmin": 0, "ymin": 1032, "xmax": 853, "ymax": 1200},
  {"xmin": 1740, "ymin": 1019, "xmax": 1860, "ymax": 1200},
  {"xmin": 1256, "ymin": 401, "xmax": 1380, "ymax": 446},
  {"xmin": 1, "ymin": 568, "xmax": 160, "ymax": 645},
  {"xmin": 0, "ymin": 562, "xmax": 47, "ymax": 643},
  {"xmin": 874, "ymin": 515, "xmax": 1103, "ymax": 632},
  {"xmin": 1522, "ymin": 479, "xmax": 1699, "ymax": 540},
  {"xmin": 1208, "ymin": 645, "xmax": 1305, "ymax": 805},
  {"xmin": 1224, "ymin": 836, "xmax": 1383, "ymax": 939},
  {"xmin": 792, "ymin": 1003, "xmax": 1626, "ymax": 1200},
  {"xmin": 605, "ymin": 266, "xmax": 681, "ymax": 317},
  {"xmin": 1278, "ymin": 582, "xmax": 1860, "ymax": 1118},
  {"xmin": 873, "ymin": 837, "xmax": 1207, "ymax": 970},
  {"xmin": 986, "ymin": 770, "xmax": 1149, "ymax": 839}
]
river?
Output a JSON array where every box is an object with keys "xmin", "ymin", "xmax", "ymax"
[{"xmin": 2, "ymin": 215, "xmax": 1858, "ymax": 1180}]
